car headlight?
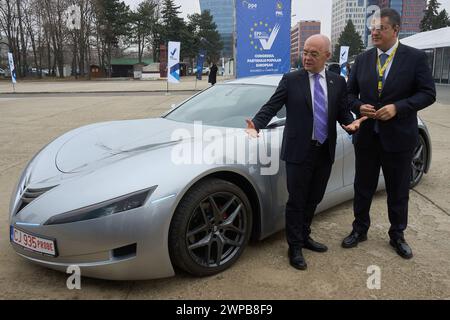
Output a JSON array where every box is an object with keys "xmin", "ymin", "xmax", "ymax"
[
  {"xmin": 44, "ymin": 186, "xmax": 157, "ymax": 225},
  {"xmin": 9, "ymin": 159, "xmax": 35, "ymax": 218}
]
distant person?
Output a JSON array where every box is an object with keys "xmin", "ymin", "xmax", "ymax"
[
  {"xmin": 328, "ymin": 63, "xmax": 340, "ymax": 75},
  {"xmin": 346, "ymin": 62, "xmax": 352, "ymax": 77},
  {"xmin": 208, "ymin": 63, "xmax": 218, "ymax": 86}
]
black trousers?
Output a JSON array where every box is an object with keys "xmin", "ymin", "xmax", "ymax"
[
  {"xmin": 285, "ymin": 141, "xmax": 333, "ymax": 249},
  {"xmin": 353, "ymin": 135, "xmax": 414, "ymax": 240}
]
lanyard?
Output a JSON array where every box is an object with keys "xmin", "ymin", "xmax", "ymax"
[{"xmin": 377, "ymin": 45, "xmax": 398, "ymax": 95}]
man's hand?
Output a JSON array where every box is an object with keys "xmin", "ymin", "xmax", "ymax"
[
  {"xmin": 245, "ymin": 119, "xmax": 259, "ymax": 138},
  {"xmin": 376, "ymin": 104, "xmax": 397, "ymax": 121},
  {"xmin": 359, "ymin": 104, "xmax": 377, "ymax": 119},
  {"xmin": 341, "ymin": 116, "xmax": 368, "ymax": 133}
]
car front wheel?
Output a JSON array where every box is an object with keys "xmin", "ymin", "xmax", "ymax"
[
  {"xmin": 410, "ymin": 134, "xmax": 428, "ymax": 188},
  {"xmin": 169, "ymin": 178, "xmax": 252, "ymax": 276}
]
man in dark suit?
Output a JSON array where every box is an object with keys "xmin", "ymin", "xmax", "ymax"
[
  {"xmin": 342, "ymin": 8, "xmax": 436, "ymax": 259},
  {"xmin": 246, "ymin": 35, "xmax": 365, "ymax": 270}
]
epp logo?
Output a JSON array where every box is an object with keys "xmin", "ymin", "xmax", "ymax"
[
  {"xmin": 242, "ymin": 1, "xmax": 257, "ymax": 10},
  {"xmin": 249, "ymin": 22, "xmax": 281, "ymax": 51}
]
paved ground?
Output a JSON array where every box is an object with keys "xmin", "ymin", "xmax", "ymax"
[
  {"xmin": 0, "ymin": 83, "xmax": 449, "ymax": 299},
  {"xmin": 0, "ymin": 76, "xmax": 216, "ymax": 94}
]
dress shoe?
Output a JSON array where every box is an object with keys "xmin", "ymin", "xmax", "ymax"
[
  {"xmin": 341, "ymin": 231, "xmax": 367, "ymax": 248},
  {"xmin": 304, "ymin": 237, "xmax": 328, "ymax": 252},
  {"xmin": 390, "ymin": 238, "xmax": 413, "ymax": 259},
  {"xmin": 288, "ymin": 247, "xmax": 307, "ymax": 270}
]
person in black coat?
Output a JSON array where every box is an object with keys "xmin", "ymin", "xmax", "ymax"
[
  {"xmin": 208, "ymin": 63, "xmax": 218, "ymax": 86},
  {"xmin": 246, "ymin": 35, "xmax": 366, "ymax": 270},
  {"xmin": 327, "ymin": 63, "xmax": 341, "ymax": 75},
  {"xmin": 342, "ymin": 8, "xmax": 436, "ymax": 259}
]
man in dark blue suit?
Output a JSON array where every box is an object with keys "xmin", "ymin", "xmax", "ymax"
[
  {"xmin": 246, "ymin": 35, "xmax": 365, "ymax": 270},
  {"xmin": 342, "ymin": 8, "xmax": 436, "ymax": 259}
]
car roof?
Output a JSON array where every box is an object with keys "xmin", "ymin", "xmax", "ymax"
[{"xmin": 225, "ymin": 74, "xmax": 283, "ymax": 86}]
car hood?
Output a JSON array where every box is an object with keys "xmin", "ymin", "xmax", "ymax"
[{"xmin": 55, "ymin": 118, "xmax": 196, "ymax": 173}]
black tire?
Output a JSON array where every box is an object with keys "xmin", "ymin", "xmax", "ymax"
[
  {"xmin": 169, "ymin": 178, "xmax": 253, "ymax": 276},
  {"xmin": 410, "ymin": 134, "xmax": 428, "ymax": 188}
]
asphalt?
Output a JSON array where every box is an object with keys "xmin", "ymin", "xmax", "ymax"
[
  {"xmin": 0, "ymin": 82, "xmax": 449, "ymax": 299},
  {"xmin": 0, "ymin": 76, "xmax": 215, "ymax": 95}
]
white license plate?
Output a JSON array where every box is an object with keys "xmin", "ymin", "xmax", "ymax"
[{"xmin": 10, "ymin": 226, "xmax": 57, "ymax": 257}]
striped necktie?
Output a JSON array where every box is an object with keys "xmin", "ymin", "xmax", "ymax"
[{"xmin": 313, "ymin": 73, "xmax": 328, "ymax": 144}]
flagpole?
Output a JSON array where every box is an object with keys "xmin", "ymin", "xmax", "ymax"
[{"xmin": 166, "ymin": 40, "xmax": 170, "ymax": 96}]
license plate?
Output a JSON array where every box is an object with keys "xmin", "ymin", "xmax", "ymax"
[{"xmin": 10, "ymin": 226, "xmax": 57, "ymax": 257}]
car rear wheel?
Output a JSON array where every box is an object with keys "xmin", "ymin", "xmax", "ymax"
[
  {"xmin": 410, "ymin": 134, "xmax": 428, "ymax": 188},
  {"xmin": 169, "ymin": 178, "xmax": 252, "ymax": 276}
]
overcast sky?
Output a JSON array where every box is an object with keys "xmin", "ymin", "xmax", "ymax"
[{"xmin": 124, "ymin": 0, "xmax": 450, "ymax": 38}]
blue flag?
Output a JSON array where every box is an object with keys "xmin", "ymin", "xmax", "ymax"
[
  {"xmin": 8, "ymin": 52, "xmax": 17, "ymax": 84},
  {"xmin": 196, "ymin": 50, "xmax": 206, "ymax": 80}
]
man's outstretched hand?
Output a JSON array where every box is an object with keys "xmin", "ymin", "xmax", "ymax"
[
  {"xmin": 341, "ymin": 116, "xmax": 368, "ymax": 133},
  {"xmin": 245, "ymin": 119, "xmax": 259, "ymax": 138}
]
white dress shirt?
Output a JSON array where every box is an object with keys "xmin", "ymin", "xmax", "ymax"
[
  {"xmin": 376, "ymin": 39, "xmax": 399, "ymax": 79},
  {"xmin": 308, "ymin": 69, "xmax": 328, "ymax": 140}
]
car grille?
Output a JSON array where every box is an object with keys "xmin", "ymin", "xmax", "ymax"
[{"xmin": 15, "ymin": 186, "xmax": 57, "ymax": 215}]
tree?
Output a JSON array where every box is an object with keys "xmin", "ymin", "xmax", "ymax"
[
  {"xmin": 16, "ymin": 0, "xmax": 27, "ymax": 77},
  {"xmin": 194, "ymin": 10, "xmax": 223, "ymax": 64},
  {"xmin": 182, "ymin": 10, "xmax": 223, "ymax": 72},
  {"xmin": 43, "ymin": 0, "xmax": 70, "ymax": 78},
  {"xmin": 421, "ymin": 0, "xmax": 440, "ymax": 31},
  {"xmin": 131, "ymin": 0, "xmax": 159, "ymax": 63},
  {"xmin": 420, "ymin": 0, "xmax": 450, "ymax": 31},
  {"xmin": 333, "ymin": 20, "xmax": 364, "ymax": 62},
  {"xmin": 94, "ymin": 0, "xmax": 131, "ymax": 77},
  {"xmin": 436, "ymin": 9, "xmax": 450, "ymax": 28},
  {"xmin": 0, "ymin": 0, "xmax": 20, "ymax": 75},
  {"xmin": 160, "ymin": 0, "xmax": 185, "ymax": 44}
]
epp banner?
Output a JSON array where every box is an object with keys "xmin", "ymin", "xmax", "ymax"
[
  {"xmin": 236, "ymin": 0, "xmax": 291, "ymax": 78},
  {"xmin": 8, "ymin": 52, "xmax": 17, "ymax": 84},
  {"xmin": 339, "ymin": 46, "xmax": 349, "ymax": 77},
  {"xmin": 168, "ymin": 41, "xmax": 181, "ymax": 84}
]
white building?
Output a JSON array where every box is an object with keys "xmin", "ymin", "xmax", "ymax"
[
  {"xmin": 331, "ymin": 0, "xmax": 368, "ymax": 53},
  {"xmin": 401, "ymin": 27, "xmax": 450, "ymax": 84}
]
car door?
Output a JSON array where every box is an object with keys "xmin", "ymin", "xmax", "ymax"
[{"xmin": 263, "ymin": 112, "xmax": 345, "ymax": 231}]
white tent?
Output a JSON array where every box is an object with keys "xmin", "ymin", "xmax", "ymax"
[{"xmin": 401, "ymin": 27, "xmax": 450, "ymax": 50}]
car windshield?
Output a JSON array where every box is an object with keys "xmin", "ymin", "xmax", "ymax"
[{"xmin": 165, "ymin": 84, "xmax": 286, "ymax": 128}]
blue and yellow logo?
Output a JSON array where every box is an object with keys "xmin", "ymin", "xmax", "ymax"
[{"xmin": 249, "ymin": 21, "xmax": 273, "ymax": 51}]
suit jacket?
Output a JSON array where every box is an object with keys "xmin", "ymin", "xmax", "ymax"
[
  {"xmin": 252, "ymin": 69, "xmax": 354, "ymax": 164},
  {"xmin": 348, "ymin": 43, "xmax": 436, "ymax": 152}
]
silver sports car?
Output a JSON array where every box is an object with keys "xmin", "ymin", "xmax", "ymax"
[{"xmin": 9, "ymin": 75, "xmax": 431, "ymax": 280}]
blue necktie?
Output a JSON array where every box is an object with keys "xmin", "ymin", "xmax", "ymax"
[
  {"xmin": 379, "ymin": 53, "xmax": 389, "ymax": 85},
  {"xmin": 313, "ymin": 73, "xmax": 327, "ymax": 144},
  {"xmin": 375, "ymin": 53, "xmax": 389, "ymax": 134}
]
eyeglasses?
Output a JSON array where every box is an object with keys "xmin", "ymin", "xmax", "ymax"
[
  {"xmin": 370, "ymin": 24, "xmax": 394, "ymax": 32},
  {"xmin": 302, "ymin": 50, "xmax": 321, "ymax": 59}
]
